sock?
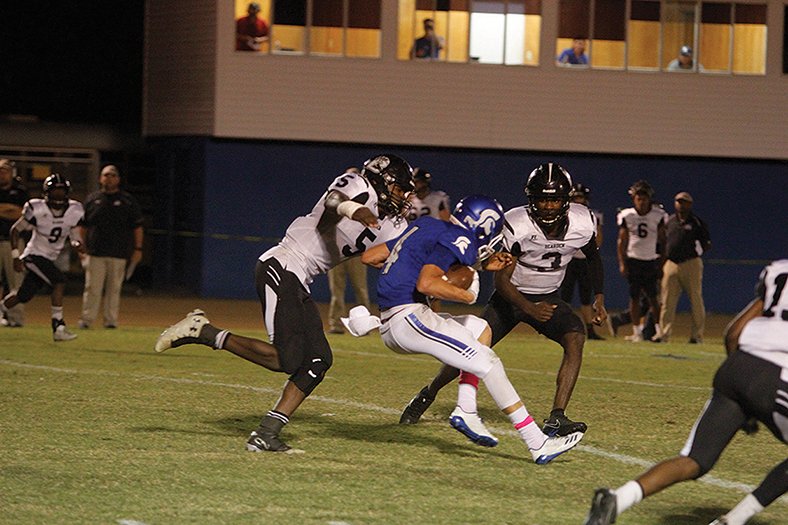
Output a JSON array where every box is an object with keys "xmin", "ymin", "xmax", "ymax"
[
  {"xmin": 456, "ymin": 376, "xmax": 479, "ymax": 413},
  {"xmin": 51, "ymin": 306, "xmax": 64, "ymax": 321},
  {"xmin": 614, "ymin": 480, "xmax": 644, "ymax": 516},
  {"xmin": 199, "ymin": 323, "xmax": 229, "ymax": 349},
  {"xmin": 633, "ymin": 324, "xmax": 642, "ymax": 336},
  {"xmin": 724, "ymin": 494, "xmax": 763, "ymax": 525},
  {"xmin": 509, "ymin": 407, "xmax": 547, "ymax": 452},
  {"xmin": 259, "ymin": 410, "xmax": 289, "ymax": 435}
]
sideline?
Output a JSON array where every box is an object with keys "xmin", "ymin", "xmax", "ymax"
[{"xmin": 2, "ymin": 358, "xmax": 783, "ymax": 505}]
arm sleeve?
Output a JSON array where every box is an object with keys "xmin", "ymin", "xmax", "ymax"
[{"xmin": 581, "ymin": 237, "xmax": 605, "ymax": 295}]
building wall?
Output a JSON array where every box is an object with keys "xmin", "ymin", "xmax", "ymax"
[
  {"xmin": 146, "ymin": 1, "xmax": 787, "ymax": 160},
  {"xmin": 157, "ymin": 138, "xmax": 786, "ymax": 313}
]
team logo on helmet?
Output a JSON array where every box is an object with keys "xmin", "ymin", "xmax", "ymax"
[
  {"xmin": 461, "ymin": 209, "xmax": 501, "ymax": 238},
  {"xmin": 365, "ymin": 156, "xmax": 390, "ymax": 175},
  {"xmin": 452, "ymin": 236, "xmax": 472, "ymax": 255}
]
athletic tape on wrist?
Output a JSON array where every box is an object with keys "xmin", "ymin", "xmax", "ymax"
[{"xmin": 337, "ymin": 200, "xmax": 364, "ymax": 219}]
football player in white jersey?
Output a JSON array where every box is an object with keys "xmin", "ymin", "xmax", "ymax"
[
  {"xmin": 616, "ymin": 180, "xmax": 668, "ymax": 342},
  {"xmin": 0, "ymin": 174, "xmax": 85, "ymax": 341},
  {"xmin": 154, "ymin": 154, "xmax": 415, "ymax": 453},
  {"xmin": 406, "ymin": 167, "xmax": 451, "ymax": 222},
  {"xmin": 584, "ymin": 259, "xmax": 788, "ymax": 525},
  {"xmin": 400, "ymin": 163, "xmax": 607, "ymax": 442}
]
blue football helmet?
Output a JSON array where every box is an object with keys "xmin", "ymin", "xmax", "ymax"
[{"xmin": 451, "ymin": 194, "xmax": 505, "ymax": 261}]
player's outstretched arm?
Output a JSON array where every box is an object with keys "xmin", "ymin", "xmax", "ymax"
[{"xmin": 324, "ymin": 189, "xmax": 380, "ymax": 230}]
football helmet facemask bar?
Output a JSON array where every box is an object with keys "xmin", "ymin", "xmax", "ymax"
[
  {"xmin": 451, "ymin": 194, "xmax": 505, "ymax": 261},
  {"xmin": 362, "ymin": 154, "xmax": 415, "ymax": 219},
  {"xmin": 43, "ymin": 173, "xmax": 71, "ymax": 209},
  {"xmin": 525, "ymin": 163, "xmax": 573, "ymax": 227},
  {"xmin": 570, "ymin": 183, "xmax": 590, "ymax": 199}
]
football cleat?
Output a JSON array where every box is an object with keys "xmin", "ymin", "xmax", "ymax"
[
  {"xmin": 246, "ymin": 429, "xmax": 292, "ymax": 453},
  {"xmin": 154, "ymin": 309, "xmax": 211, "ymax": 353},
  {"xmin": 582, "ymin": 488, "xmax": 617, "ymax": 525},
  {"xmin": 449, "ymin": 407, "xmax": 499, "ymax": 447},
  {"xmin": 53, "ymin": 323, "xmax": 77, "ymax": 342},
  {"xmin": 530, "ymin": 431, "xmax": 583, "ymax": 465},
  {"xmin": 542, "ymin": 412, "xmax": 588, "ymax": 437},
  {"xmin": 399, "ymin": 386, "xmax": 435, "ymax": 424}
]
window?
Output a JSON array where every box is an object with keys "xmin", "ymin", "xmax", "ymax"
[
  {"xmin": 557, "ymin": 0, "xmax": 766, "ymax": 74},
  {"xmin": 234, "ymin": 0, "xmax": 382, "ymax": 58},
  {"xmin": 398, "ymin": 1, "xmax": 542, "ymax": 65}
]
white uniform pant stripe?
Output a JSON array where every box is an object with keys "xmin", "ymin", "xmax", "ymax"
[
  {"xmin": 264, "ymin": 283, "xmax": 277, "ymax": 343},
  {"xmin": 380, "ymin": 304, "xmax": 494, "ymax": 378},
  {"xmin": 24, "ymin": 259, "xmax": 53, "ymax": 286}
]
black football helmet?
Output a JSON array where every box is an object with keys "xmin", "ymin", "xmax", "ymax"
[
  {"xmin": 570, "ymin": 182, "xmax": 590, "ymax": 199},
  {"xmin": 412, "ymin": 167, "xmax": 432, "ymax": 186},
  {"xmin": 628, "ymin": 179, "xmax": 654, "ymax": 199},
  {"xmin": 43, "ymin": 173, "xmax": 71, "ymax": 208},
  {"xmin": 361, "ymin": 154, "xmax": 415, "ymax": 219},
  {"xmin": 524, "ymin": 163, "xmax": 573, "ymax": 227}
]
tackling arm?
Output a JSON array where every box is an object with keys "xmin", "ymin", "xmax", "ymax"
[
  {"xmin": 360, "ymin": 243, "xmax": 389, "ymax": 269},
  {"xmin": 324, "ymin": 189, "xmax": 380, "ymax": 229}
]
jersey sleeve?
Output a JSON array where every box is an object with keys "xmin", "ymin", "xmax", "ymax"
[
  {"xmin": 22, "ymin": 200, "xmax": 36, "ymax": 225},
  {"xmin": 616, "ymin": 209, "xmax": 626, "ymax": 228},
  {"xmin": 426, "ymin": 243, "xmax": 462, "ymax": 271},
  {"xmin": 327, "ymin": 172, "xmax": 371, "ymax": 202},
  {"xmin": 437, "ymin": 229, "xmax": 477, "ymax": 267}
]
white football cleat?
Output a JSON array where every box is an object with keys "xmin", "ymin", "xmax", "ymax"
[
  {"xmin": 449, "ymin": 407, "xmax": 499, "ymax": 447},
  {"xmin": 53, "ymin": 324, "xmax": 77, "ymax": 342},
  {"xmin": 154, "ymin": 309, "xmax": 210, "ymax": 353},
  {"xmin": 530, "ymin": 430, "xmax": 584, "ymax": 464}
]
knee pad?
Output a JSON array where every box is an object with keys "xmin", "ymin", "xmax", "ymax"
[{"xmin": 290, "ymin": 356, "xmax": 332, "ymax": 396}]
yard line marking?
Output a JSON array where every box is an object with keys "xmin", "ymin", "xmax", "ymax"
[
  {"xmin": 330, "ymin": 348, "xmax": 712, "ymax": 391},
  {"xmin": 2, "ymin": 357, "xmax": 782, "ymax": 505}
]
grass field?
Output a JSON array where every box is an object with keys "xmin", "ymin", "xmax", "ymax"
[{"xmin": 1, "ymin": 296, "xmax": 785, "ymax": 525}]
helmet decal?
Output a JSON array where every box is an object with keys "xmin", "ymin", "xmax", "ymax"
[{"xmin": 461, "ymin": 208, "xmax": 501, "ymax": 237}]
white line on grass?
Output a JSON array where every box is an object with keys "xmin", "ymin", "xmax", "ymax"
[{"xmin": 2, "ymin": 358, "xmax": 782, "ymax": 505}]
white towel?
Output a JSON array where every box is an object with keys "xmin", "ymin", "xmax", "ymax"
[{"xmin": 340, "ymin": 305, "xmax": 381, "ymax": 337}]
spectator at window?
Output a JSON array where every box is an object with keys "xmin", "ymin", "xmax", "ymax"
[
  {"xmin": 236, "ymin": 2, "xmax": 269, "ymax": 52},
  {"xmin": 410, "ymin": 18, "xmax": 444, "ymax": 60},
  {"xmin": 667, "ymin": 45, "xmax": 704, "ymax": 72},
  {"xmin": 556, "ymin": 38, "xmax": 588, "ymax": 66}
]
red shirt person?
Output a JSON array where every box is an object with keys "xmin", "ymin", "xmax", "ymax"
[{"xmin": 236, "ymin": 2, "xmax": 269, "ymax": 51}]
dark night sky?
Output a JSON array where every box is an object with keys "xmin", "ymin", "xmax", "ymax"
[{"xmin": 0, "ymin": 3, "xmax": 145, "ymax": 133}]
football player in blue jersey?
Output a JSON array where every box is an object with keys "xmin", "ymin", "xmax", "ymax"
[{"xmin": 360, "ymin": 194, "xmax": 584, "ymax": 464}]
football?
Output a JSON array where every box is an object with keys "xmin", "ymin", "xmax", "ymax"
[{"xmin": 443, "ymin": 264, "xmax": 475, "ymax": 290}]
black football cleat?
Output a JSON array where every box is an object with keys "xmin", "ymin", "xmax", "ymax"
[
  {"xmin": 583, "ymin": 488, "xmax": 617, "ymax": 525},
  {"xmin": 542, "ymin": 412, "xmax": 588, "ymax": 437},
  {"xmin": 246, "ymin": 429, "xmax": 292, "ymax": 453},
  {"xmin": 399, "ymin": 386, "xmax": 435, "ymax": 424}
]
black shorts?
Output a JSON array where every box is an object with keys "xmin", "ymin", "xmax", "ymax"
[
  {"xmin": 482, "ymin": 289, "xmax": 585, "ymax": 346},
  {"xmin": 254, "ymin": 258, "xmax": 332, "ymax": 375},
  {"xmin": 626, "ymin": 258, "xmax": 661, "ymax": 300},
  {"xmin": 682, "ymin": 351, "xmax": 788, "ymax": 475},
  {"xmin": 17, "ymin": 255, "xmax": 65, "ymax": 303},
  {"xmin": 560, "ymin": 258, "xmax": 592, "ymax": 306}
]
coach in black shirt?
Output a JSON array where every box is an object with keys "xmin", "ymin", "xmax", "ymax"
[
  {"xmin": 659, "ymin": 192, "xmax": 711, "ymax": 343},
  {"xmin": 79, "ymin": 165, "xmax": 144, "ymax": 329}
]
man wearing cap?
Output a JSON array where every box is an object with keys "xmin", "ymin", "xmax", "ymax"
[
  {"xmin": 79, "ymin": 165, "xmax": 144, "ymax": 329},
  {"xmin": 236, "ymin": 2, "xmax": 269, "ymax": 51},
  {"xmin": 668, "ymin": 45, "xmax": 703, "ymax": 71},
  {"xmin": 0, "ymin": 159, "xmax": 29, "ymax": 326},
  {"xmin": 659, "ymin": 192, "xmax": 711, "ymax": 344}
]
